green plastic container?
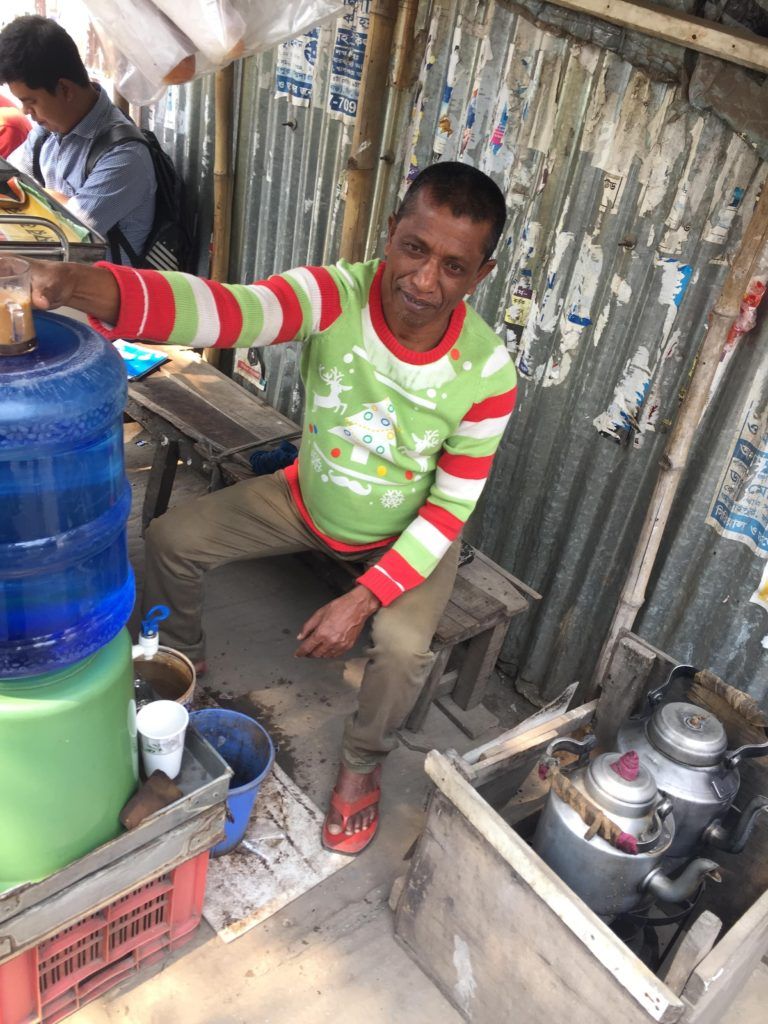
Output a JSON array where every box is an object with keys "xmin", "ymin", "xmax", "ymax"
[{"xmin": 0, "ymin": 629, "xmax": 138, "ymax": 892}]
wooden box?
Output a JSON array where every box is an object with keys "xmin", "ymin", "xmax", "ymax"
[{"xmin": 393, "ymin": 635, "xmax": 768, "ymax": 1024}]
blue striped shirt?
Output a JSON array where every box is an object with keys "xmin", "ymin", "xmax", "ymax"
[{"xmin": 9, "ymin": 85, "xmax": 155, "ymax": 264}]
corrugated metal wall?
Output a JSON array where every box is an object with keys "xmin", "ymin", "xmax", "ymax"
[
  {"xmin": 392, "ymin": 1, "xmax": 768, "ymax": 704},
  {"xmin": 145, "ymin": 0, "xmax": 768, "ymax": 705}
]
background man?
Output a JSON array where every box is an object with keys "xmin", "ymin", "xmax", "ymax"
[
  {"xmin": 30, "ymin": 162, "xmax": 517, "ymax": 855},
  {"xmin": 0, "ymin": 15, "xmax": 155, "ymax": 263}
]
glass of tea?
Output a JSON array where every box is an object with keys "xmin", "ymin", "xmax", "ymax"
[{"xmin": 0, "ymin": 257, "xmax": 36, "ymax": 356}]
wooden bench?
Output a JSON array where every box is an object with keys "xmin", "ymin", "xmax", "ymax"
[
  {"xmin": 126, "ymin": 348, "xmax": 535, "ymax": 735},
  {"xmin": 124, "ymin": 347, "xmax": 301, "ymax": 532}
]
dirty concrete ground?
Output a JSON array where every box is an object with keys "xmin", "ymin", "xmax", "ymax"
[{"xmin": 73, "ymin": 423, "xmax": 768, "ymax": 1024}]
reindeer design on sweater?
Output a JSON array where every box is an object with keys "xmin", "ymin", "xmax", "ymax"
[
  {"xmin": 399, "ymin": 429, "xmax": 441, "ymax": 472},
  {"xmin": 312, "ymin": 365, "xmax": 353, "ymax": 416}
]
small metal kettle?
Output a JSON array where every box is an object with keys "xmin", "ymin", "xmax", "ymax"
[
  {"xmin": 617, "ymin": 665, "xmax": 768, "ymax": 859},
  {"xmin": 533, "ymin": 738, "xmax": 718, "ymax": 920}
]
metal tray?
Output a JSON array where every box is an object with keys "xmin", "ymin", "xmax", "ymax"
[{"xmin": 0, "ymin": 725, "xmax": 231, "ymax": 936}]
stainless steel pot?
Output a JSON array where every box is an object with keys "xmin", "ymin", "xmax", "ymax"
[
  {"xmin": 533, "ymin": 739, "xmax": 717, "ymax": 919},
  {"xmin": 617, "ymin": 665, "xmax": 768, "ymax": 859}
]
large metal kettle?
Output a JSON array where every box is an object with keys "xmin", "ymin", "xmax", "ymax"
[
  {"xmin": 617, "ymin": 665, "xmax": 768, "ymax": 859},
  {"xmin": 533, "ymin": 738, "xmax": 718, "ymax": 920}
]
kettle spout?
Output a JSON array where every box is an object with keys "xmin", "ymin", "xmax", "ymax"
[
  {"xmin": 704, "ymin": 795, "xmax": 768, "ymax": 854},
  {"xmin": 641, "ymin": 859, "xmax": 720, "ymax": 905}
]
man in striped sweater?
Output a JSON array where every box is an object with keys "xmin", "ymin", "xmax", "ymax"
[{"xmin": 31, "ymin": 162, "xmax": 517, "ymax": 855}]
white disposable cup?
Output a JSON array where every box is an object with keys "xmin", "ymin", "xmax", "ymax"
[{"xmin": 136, "ymin": 699, "xmax": 189, "ymax": 779}]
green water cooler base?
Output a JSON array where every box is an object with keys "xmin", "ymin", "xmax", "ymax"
[{"xmin": 0, "ymin": 629, "xmax": 138, "ymax": 892}]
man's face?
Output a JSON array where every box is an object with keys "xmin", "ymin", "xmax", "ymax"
[
  {"xmin": 381, "ymin": 190, "xmax": 496, "ymax": 340},
  {"xmin": 8, "ymin": 79, "xmax": 75, "ymax": 134}
]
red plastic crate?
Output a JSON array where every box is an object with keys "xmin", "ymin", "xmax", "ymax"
[{"xmin": 0, "ymin": 851, "xmax": 209, "ymax": 1024}]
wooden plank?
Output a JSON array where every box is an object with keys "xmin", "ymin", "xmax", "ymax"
[
  {"xmin": 452, "ymin": 620, "xmax": 509, "ymax": 710},
  {"xmin": 459, "ymin": 550, "xmax": 533, "ymax": 612},
  {"xmin": 593, "ymin": 633, "xmax": 660, "ymax": 749},
  {"xmin": 128, "ymin": 351, "xmax": 300, "ymax": 452},
  {"xmin": 682, "ymin": 887, "xmax": 768, "ymax": 1023},
  {"xmin": 469, "ymin": 548, "xmax": 542, "ymax": 603},
  {"xmin": 464, "ymin": 683, "xmax": 579, "ymax": 763},
  {"xmin": 545, "ymin": 0, "xmax": 768, "ymax": 74},
  {"xmin": 130, "ymin": 348, "xmax": 299, "ymax": 440},
  {"xmin": 445, "ymin": 573, "xmax": 506, "ymax": 625},
  {"xmin": 659, "ymin": 911, "xmax": 721, "ymax": 997},
  {"xmin": 397, "ymin": 752, "xmax": 684, "ymax": 1023},
  {"xmin": 465, "ymin": 701, "xmax": 597, "ymax": 785}
]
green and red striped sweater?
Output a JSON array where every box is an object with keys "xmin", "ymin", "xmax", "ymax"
[{"xmin": 94, "ymin": 258, "xmax": 517, "ymax": 606}]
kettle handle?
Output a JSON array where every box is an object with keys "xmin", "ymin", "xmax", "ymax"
[
  {"xmin": 646, "ymin": 663, "xmax": 698, "ymax": 707},
  {"xmin": 545, "ymin": 734, "xmax": 596, "ymax": 767},
  {"xmin": 724, "ymin": 740, "xmax": 768, "ymax": 769}
]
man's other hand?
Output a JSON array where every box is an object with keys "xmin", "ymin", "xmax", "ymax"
[
  {"xmin": 29, "ymin": 258, "xmax": 77, "ymax": 310},
  {"xmin": 296, "ymin": 585, "xmax": 381, "ymax": 659},
  {"xmin": 29, "ymin": 260, "xmax": 120, "ymax": 323}
]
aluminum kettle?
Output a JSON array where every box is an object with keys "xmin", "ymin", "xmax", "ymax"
[
  {"xmin": 617, "ymin": 665, "xmax": 768, "ymax": 859},
  {"xmin": 533, "ymin": 737, "xmax": 718, "ymax": 920}
]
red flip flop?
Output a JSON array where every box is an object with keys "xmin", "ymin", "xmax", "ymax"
[{"xmin": 322, "ymin": 775, "xmax": 381, "ymax": 856}]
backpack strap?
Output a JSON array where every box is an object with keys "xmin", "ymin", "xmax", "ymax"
[
  {"xmin": 32, "ymin": 131, "xmax": 50, "ymax": 186},
  {"xmin": 85, "ymin": 122, "xmax": 146, "ymax": 178},
  {"xmin": 86, "ymin": 122, "xmax": 147, "ymax": 266},
  {"xmin": 105, "ymin": 223, "xmax": 141, "ymax": 266}
]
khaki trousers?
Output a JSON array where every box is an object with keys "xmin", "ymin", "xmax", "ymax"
[{"xmin": 143, "ymin": 471, "xmax": 459, "ymax": 772}]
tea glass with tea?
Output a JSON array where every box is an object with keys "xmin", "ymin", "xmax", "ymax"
[{"xmin": 0, "ymin": 257, "xmax": 36, "ymax": 356}]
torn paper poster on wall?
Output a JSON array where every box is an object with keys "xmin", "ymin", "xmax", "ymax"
[
  {"xmin": 434, "ymin": 23, "xmax": 462, "ymax": 157},
  {"xmin": 328, "ymin": 0, "xmax": 370, "ymax": 121},
  {"xmin": 593, "ymin": 346, "xmax": 652, "ymax": 444},
  {"xmin": 275, "ymin": 29, "xmax": 319, "ymax": 105},
  {"xmin": 750, "ymin": 559, "xmax": 768, "ymax": 613},
  {"xmin": 399, "ymin": 11, "xmax": 439, "ymax": 197},
  {"xmin": 542, "ymin": 238, "xmax": 603, "ymax": 388},
  {"xmin": 656, "ymin": 256, "xmax": 693, "ymax": 338},
  {"xmin": 708, "ymin": 381, "xmax": 768, "ymax": 555}
]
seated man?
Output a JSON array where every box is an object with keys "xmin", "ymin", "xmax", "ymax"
[
  {"xmin": 0, "ymin": 93, "xmax": 30, "ymax": 158},
  {"xmin": 0, "ymin": 15, "xmax": 155, "ymax": 264},
  {"xmin": 31, "ymin": 161, "xmax": 517, "ymax": 855}
]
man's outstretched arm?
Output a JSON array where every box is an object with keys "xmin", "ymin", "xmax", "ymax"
[{"xmin": 30, "ymin": 259, "xmax": 120, "ymax": 325}]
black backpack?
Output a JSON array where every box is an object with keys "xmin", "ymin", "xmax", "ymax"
[{"xmin": 33, "ymin": 123, "xmax": 193, "ymax": 271}]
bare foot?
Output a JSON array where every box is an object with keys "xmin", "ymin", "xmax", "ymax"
[
  {"xmin": 326, "ymin": 763, "xmax": 381, "ymax": 836},
  {"xmin": 192, "ymin": 659, "xmax": 207, "ymax": 678}
]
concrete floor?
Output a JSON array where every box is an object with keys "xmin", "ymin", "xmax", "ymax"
[{"xmin": 72, "ymin": 424, "xmax": 767, "ymax": 1023}]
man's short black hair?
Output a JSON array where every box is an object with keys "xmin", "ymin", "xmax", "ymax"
[
  {"xmin": 395, "ymin": 162, "xmax": 507, "ymax": 262},
  {"xmin": 0, "ymin": 16, "xmax": 89, "ymax": 93}
]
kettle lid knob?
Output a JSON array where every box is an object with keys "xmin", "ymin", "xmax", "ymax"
[{"xmin": 610, "ymin": 750, "xmax": 640, "ymax": 781}]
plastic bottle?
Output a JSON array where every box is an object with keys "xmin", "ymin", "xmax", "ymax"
[{"xmin": 0, "ymin": 311, "xmax": 134, "ymax": 677}]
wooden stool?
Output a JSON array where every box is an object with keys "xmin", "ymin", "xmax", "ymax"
[
  {"xmin": 404, "ymin": 548, "xmax": 534, "ymax": 736},
  {"xmin": 305, "ymin": 546, "xmax": 536, "ymax": 738}
]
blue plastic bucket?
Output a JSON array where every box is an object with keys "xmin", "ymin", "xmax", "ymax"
[{"xmin": 189, "ymin": 709, "xmax": 275, "ymax": 856}]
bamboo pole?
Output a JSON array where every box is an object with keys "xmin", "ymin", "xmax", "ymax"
[
  {"xmin": 211, "ymin": 64, "xmax": 235, "ymax": 283},
  {"xmin": 363, "ymin": 0, "xmax": 419, "ymax": 257},
  {"xmin": 207, "ymin": 63, "xmax": 236, "ymax": 370},
  {"xmin": 591, "ymin": 184, "xmax": 768, "ymax": 694},
  {"xmin": 339, "ymin": 0, "xmax": 400, "ymax": 264}
]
